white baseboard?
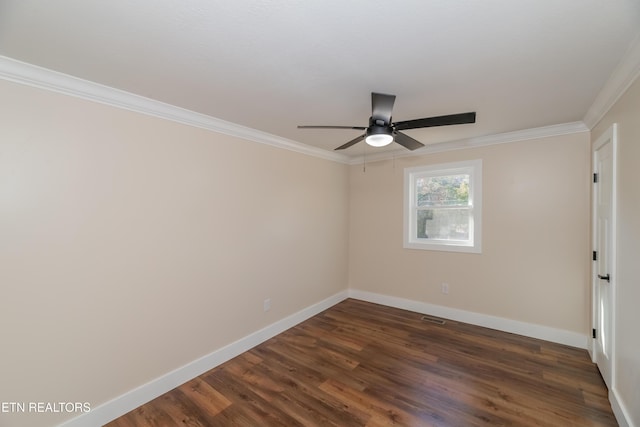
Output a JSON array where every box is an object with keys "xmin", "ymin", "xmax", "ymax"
[
  {"xmin": 348, "ymin": 289, "xmax": 588, "ymax": 349},
  {"xmin": 610, "ymin": 387, "xmax": 635, "ymax": 427},
  {"xmin": 58, "ymin": 290, "xmax": 349, "ymax": 427},
  {"xmin": 60, "ymin": 288, "xmax": 592, "ymax": 426}
]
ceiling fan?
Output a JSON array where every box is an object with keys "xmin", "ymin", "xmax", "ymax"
[{"xmin": 298, "ymin": 92, "xmax": 476, "ymax": 151}]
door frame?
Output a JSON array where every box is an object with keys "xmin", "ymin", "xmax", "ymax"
[{"xmin": 590, "ymin": 123, "xmax": 618, "ymax": 388}]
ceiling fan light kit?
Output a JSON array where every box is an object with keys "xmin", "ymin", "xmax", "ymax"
[
  {"xmin": 365, "ymin": 126, "xmax": 394, "ymax": 147},
  {"xmin": 298, "ymin": 92, "xmax": 476, "ymax": 151}
]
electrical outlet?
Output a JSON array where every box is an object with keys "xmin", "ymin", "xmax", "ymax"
[
  {"xmin": 263, "ymin": 298, "xmax": 271, "ymax": 312},
  {"xmin": 441, "ymin": 283, "xmax": 449, "ymax": 295}
]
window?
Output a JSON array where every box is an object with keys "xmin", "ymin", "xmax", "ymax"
[{"xmin": 404, "ymin": 159, "xmax": 482, "ymax": 253}]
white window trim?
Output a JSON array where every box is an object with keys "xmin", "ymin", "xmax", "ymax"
[{"xmin": 403, "ymin": 159, "xmax": 482, "ymax": 253}]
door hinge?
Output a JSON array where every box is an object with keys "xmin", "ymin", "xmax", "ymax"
[
  {"xmin": 593, "ymin": 251, "xmax": 597, "ymax": 261},
  {"xmin": 593, "ymin": 173, "xmax": 599, "ymax": 183},
  {"xmin": 592, "ymin": 328, "xmax": 597, "ymax": 339}
]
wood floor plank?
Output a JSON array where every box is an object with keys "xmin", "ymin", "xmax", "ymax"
[
  {"xmin": 105, "ymin": 299, "xmax": 617, "ymax": 427},
  {"xmin": 177, "ymin": 377, "xmax": 232, "ymax": 416}
]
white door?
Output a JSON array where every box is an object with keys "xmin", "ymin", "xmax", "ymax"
[{"xmin": 592, "ymin": 124, "xmax": 617, "ymax": 390}]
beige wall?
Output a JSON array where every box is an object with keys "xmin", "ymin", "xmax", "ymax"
[
  {"xmin": 592, "ymin": 75, "xmax": 640, "ymax": 426},
  {"xmin": 2, "ymin": 69, "xmax": 625, "ymax": 426},
  {"xmin": 0, "ymin": 80, "xmax": 349, "ymax": 426},
  {"xmin": 348, "ymin": 132, "xmax": 591, "ymax": 333}
]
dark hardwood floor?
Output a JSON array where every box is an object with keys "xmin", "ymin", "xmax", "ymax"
[{"xmin": 106, "ymin": 299, "xmax": 616, "ymax": 426}]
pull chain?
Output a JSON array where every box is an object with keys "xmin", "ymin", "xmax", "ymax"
[{"xmin": 362, "ymin": 140, "xmax": 366, "ymax": 173}]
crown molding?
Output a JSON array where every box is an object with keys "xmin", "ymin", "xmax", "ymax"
[
  {"xmin": 583, "ymin": 32, "xmax": 640, "ymax": 129},
  {"xmin": 348, "ymin": 121, "xmax": 589, "ymax": 165},
  {"xmin": 0, "ymin": 55, "xmax": 350, "ymax": 164},
  {"xmin": 4, "ymin": 46, "xmax": 632, "ymax": 167}
]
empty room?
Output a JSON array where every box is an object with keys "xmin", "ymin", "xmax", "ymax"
[{"xmin": 1, "ymin": 1, "xmax": 639, "ymax": 426}]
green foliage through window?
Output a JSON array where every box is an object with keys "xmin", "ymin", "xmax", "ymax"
[{"xmin": 416, "ymin": 174, "xmax": 470, "ymax": 207}]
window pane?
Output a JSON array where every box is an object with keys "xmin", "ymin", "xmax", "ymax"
[
  {"xmin": 416, "ymin": 208, "xmax": 470, "ymax": 241},
  {"xmin": 416, "ymin": 174, "xmax": 470, "ymax": 207}
]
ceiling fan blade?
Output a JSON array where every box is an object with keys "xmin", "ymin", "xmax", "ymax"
[
  {"xmin": 394, "ymin": 112, "xmax": 476, "ymax": 131},
  {"xmin": 371, "ymin": 92, "xmax": 396, "ymax": 125},
  {"xmin": 298, "ymin": 125, "xmax": 366, "ymax": 130},
  {"xmin": 335, "ymin": 134, "xmax": 365, "ymax": 150},
  {"xmin": 394, "ymin": 131, "xmax": 425, "ymax": 151}
]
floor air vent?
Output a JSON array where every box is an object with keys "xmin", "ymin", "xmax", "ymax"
[{"xmin": 421, "ymin": 315, "xmax": 446, "ymax": 325}]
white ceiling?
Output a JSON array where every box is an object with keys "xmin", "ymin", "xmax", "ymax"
[{"xmin": 1, "ymin": 0, "xmax": 639, "ymax": 157}]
